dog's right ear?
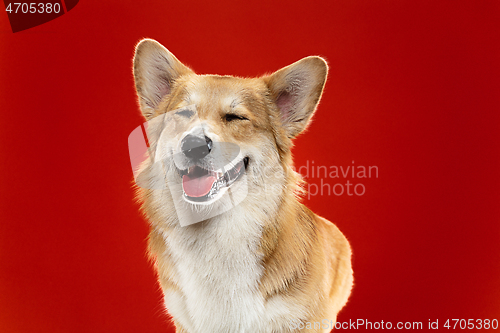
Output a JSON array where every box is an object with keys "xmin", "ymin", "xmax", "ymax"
[{"xmin": 133, "ymin": 39, "xmax": 194, "ymax": 119}]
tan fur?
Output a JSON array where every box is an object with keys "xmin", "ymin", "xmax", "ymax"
[{"xmin": 132, "ymin": 38, "xmax": 353, "ymax": 332}]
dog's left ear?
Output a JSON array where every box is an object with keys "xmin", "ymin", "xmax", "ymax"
[{"xmin": 264, "ymin": 56, "xmax": 328, "ymax": 138}]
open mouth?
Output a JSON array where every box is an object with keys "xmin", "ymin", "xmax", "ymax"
[{"xmin": 178, "ymin": 157, "xmax": 249, "ymax": 203}]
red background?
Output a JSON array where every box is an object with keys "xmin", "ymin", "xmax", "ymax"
[{"xmin": 1, "ymin": 1, "xmax": 499, "ymax": 332}]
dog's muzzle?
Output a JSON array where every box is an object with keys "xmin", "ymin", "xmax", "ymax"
[{"xmin": 177, "ymin": 134, "xmax": 248, "ymax": 202}]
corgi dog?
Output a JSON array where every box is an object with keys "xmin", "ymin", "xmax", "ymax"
[{"xmin": 131, "ymin": 38, "xmax": 353, "ymax": 333}]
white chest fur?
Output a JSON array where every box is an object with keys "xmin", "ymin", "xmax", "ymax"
[{"xmin": 162, "ymin": 211, "xmax": 267, "ymax": 333}]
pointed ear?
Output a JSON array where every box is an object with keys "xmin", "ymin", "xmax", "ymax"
[
  {"xmin": 133, "ymin": 39, "xmax": 194, "ymax": 119},
  {"xmin": 264, "ymin": 56, "xmax": 328, "ymax": 138}
]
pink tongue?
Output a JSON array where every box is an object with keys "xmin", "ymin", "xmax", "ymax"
[{"xmin": 182, "ymin": 174, "xmax": 217, "ymax": 197}]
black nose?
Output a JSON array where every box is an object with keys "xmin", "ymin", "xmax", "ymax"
[{"xmin": 181, "ymin": 134, "xmax": 213, "ymax": 160}]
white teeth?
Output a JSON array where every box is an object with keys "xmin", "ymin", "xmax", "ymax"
[{"xmin": 182, "ymin": 159, "xmax": 245, "ymax": 200}]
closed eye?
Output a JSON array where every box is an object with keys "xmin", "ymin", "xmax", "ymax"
[
  {"xmin": 224, "ymin": 113, "xmax": 248, "ymax": 122},
  {"xmin": 176, "ymin": 109, "xmax": 195, "ymax": 118}
]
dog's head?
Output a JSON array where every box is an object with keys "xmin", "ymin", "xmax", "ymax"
[{"xmin": 132, "ymin": 39, "xmax": 327, "ymax": 226}]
